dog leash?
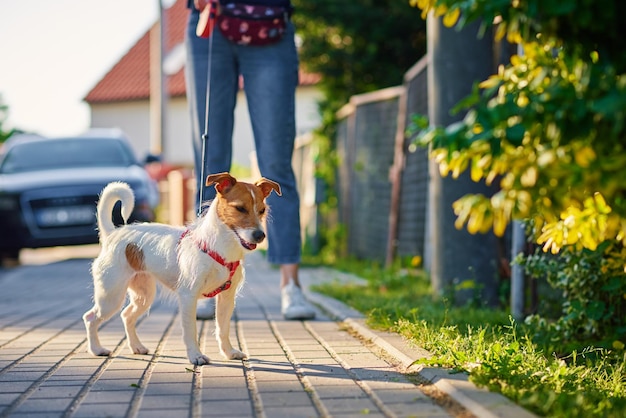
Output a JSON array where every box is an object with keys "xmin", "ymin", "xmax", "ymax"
[{"xmin": 197, "ymin": 0, "xmax": 218, "ymax": 217}]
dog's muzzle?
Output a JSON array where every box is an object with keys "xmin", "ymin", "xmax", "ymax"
[{"xmin": 235, "ymin": 229, "xmax": 265, "ymax": 250}]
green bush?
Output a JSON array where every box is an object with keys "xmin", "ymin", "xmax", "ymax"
[{"xmin": 522, "ymin": 242, "xmax": 626, "ymax": 353}]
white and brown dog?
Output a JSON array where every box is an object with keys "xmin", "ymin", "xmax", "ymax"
[{"xmin": 83, "ymin": 172, "xmax": 280, "ymax": 365}]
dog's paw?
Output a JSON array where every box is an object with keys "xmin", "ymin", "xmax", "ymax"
[
  {"xmin": 190, "ymin": 354, "xmax": 211, "ymax": 366},
  {"xmin": 88, "ymin": 346, "xmax": 111, "ymax": 357},
  {"xmin": 222, "ymin": 348, "xmax": 247, "ymax": 360},
  {"xmin": 131, "ymin": 344, "xmax": 149, "ymax": 355}
]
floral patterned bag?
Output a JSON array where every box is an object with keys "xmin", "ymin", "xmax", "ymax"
[{"xmin": 217, "ymin": 2, "xmax": 291, "ymax": 46}]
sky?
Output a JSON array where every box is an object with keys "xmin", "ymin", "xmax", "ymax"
[{"xmin": 0, "ymin": 0, "xmax": 177, "ymax": 137}]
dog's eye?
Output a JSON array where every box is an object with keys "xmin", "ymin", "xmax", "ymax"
[
  {"xmin": 259, "ymin": 208, "xmax": 266, "ymax": 215},
  {"xmin": 236, "ymin": 206, "xmax": 248, "ymax": 214}
]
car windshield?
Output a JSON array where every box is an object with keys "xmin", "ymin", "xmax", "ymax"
[{"xmin": 0, "ymin": 138, "xmax": 137, "ymax": 174}]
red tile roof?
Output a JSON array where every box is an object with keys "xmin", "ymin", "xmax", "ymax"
[{"xmin": 84, "ymin": 0, "xmax": 320, "ymax": 104}]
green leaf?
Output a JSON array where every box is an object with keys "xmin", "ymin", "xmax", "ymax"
[
  {"xmin": 591, "ymin": 92, "xmax": 626, "ymax": 116},
  {"xmin": 505, "ymin": 124, "xmax": 525, "ymax": 145},
  {"xmin": 600, "ymin": 277, "xmax": 624, "ymax": 292},
  {"xmin": 586, "ymin": 300, "xmax": 606, "ymax": 321}
]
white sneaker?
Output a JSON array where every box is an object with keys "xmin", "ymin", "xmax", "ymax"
[
  {"xmin": 281, "ymin": 281, "xmax": 316, "ymax": 320},
  {"xmin": 196, "ymin": 298, "xmax": 215, "ymax": 320}
]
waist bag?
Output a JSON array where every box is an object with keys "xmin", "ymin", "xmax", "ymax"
[{"xmin": 217, "ymin": 2, "xmax": 290, "ymax": 46}]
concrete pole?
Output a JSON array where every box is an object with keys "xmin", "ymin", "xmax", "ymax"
[
  {"xmin": 510, "ymin": 41, "xmax": 527, "ymax": 320},
  {"xmin": 510, "ymin": 221, "xmax": 526, "ymax": 319},
  {"xmin": 425, "ymin": 16, "xmax": 500, "ymax": 306}
]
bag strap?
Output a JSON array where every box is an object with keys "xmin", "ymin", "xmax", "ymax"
[{"xmin": 219, "ymin": 0, "xmax": 293, "ymax": 14}]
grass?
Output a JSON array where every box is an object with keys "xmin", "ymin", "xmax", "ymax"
[{"xmin": 310, "ymin": 259, "xmax": 626, "ymax": 417}]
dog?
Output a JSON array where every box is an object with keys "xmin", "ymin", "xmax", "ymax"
[{"xmin": 83, "ymin": 172, "xmax": 281, "ymax": 365}]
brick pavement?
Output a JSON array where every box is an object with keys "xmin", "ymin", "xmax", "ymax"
[{"xmin": 0, "ymin": 248, "xmax": 535, "ymax": 418}]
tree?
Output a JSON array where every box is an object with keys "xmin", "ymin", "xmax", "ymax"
[
  {"xmin": 411, "ymin": 0, "xmax": 626, "ymax": 256},
  {"xmin": 292, "ymin": 0, "xmax": 427, "ymax": 127}
]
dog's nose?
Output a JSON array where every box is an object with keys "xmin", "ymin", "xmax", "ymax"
[{"xmin": 252, "ymin": 230, "xmax": 265, "ymax": 243}]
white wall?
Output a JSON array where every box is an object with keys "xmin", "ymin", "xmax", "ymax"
[
  {"xmin": 295, "ymin": 86, "xmax": 324, "ymax": 136},
  {"xmin": 89, "ymin": 101, "xmax": 153, "ymax": 163},
  {"xmin": 88, "ymin": 85, "xmax": 323, "ymax": 168}
]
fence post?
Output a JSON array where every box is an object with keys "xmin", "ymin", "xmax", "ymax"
[
  {"xmin": 386, "ymin": 86, "xmax": 408, "ymax": 267},
  {"xmin": 167, "ymin": 170, "xmax": 185, "ymax": 226}
]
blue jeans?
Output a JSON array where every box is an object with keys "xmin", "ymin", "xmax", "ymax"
[{"xmin": 185, "ymin": 10, "xmax": 301, "ymax": 265}]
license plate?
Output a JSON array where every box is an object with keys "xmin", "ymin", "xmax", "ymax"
[{"xmin": 36, "ymin": 206, "xmax": 95, "ymax": 227}]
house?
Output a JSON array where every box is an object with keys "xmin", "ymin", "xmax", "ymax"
[{"xmin": 84, "ymin": 0, "xmax": 322, "ymax": 168}]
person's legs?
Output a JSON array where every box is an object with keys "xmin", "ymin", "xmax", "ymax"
[
  {"xmin": 239, "ymin": 23, "xmax": 314, "ymax": 319},
  {"xmin": 280, "ymin": 263, "xmax": 298, "ymax": 287},
  {"xmin": 239, "ymin": 23, "xmax": 301, "ymax": 267},
  {"xmin": 185, "ymin": 11, "xmax": 239, "ymax": 208},
  {"xmin": 185, "ymin": 11, "xmax": 239, "ymax": 319}
]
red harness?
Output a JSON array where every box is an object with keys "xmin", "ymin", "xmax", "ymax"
[{"xmin": 179, "ymin": 230, "xmax": 241, "ymax": 298}]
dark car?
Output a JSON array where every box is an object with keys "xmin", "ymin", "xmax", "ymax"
[{"xmin": 0, "ymin": 131, "xmax": 159, "ymax": 259}]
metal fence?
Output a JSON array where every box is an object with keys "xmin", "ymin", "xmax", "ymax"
[{"xmin": 335, "ymin": 56, "xmax": 430, "ymax": 263}]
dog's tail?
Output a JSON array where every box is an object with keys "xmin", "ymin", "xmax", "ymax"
[{"xmin": 97, "ymin": 182, "xmax": 135, "ymax": 241}]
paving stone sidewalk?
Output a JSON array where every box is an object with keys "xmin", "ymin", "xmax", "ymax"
[{"xmin": 0, "ymin": 249, "xmax": 535, "ymax": 418}]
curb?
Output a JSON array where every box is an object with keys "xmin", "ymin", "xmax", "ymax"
[{"xmin": 304, "ymin": 288, "xmax": 537, "ymax": 418}]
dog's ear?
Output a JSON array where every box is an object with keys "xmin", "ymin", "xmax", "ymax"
[
  {"xmin": 255, "ymin": 178, "xmax": 282, "ymax": 198},
  {"xmin": 206, "ymin": 172, "xmax": 237, "ymax": 194}
]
